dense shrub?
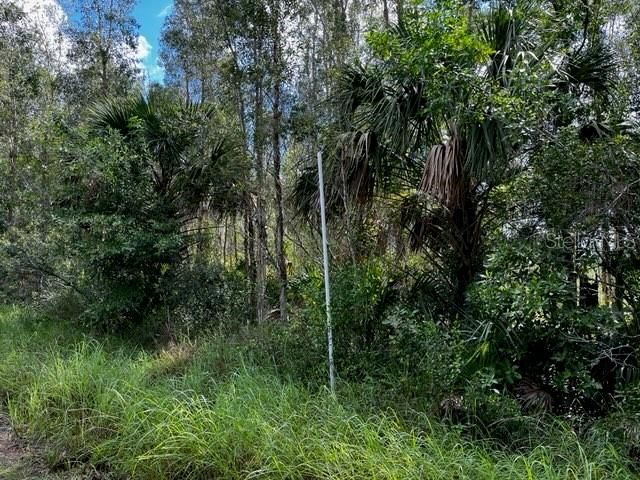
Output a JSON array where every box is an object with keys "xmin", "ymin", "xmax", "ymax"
[
  {"xmin": 595, "ymin": 383, "xmax": 640, "ymax": 467},
  {"xmin": 49, "ymin": 93, "xmax": 248, "ymax": 333},
  {"xmin": 287, "ymin": 260, "xmax": 401, "ymax": 378},
  {"xmin": 161, "ymin": 260, "xmax": 250, "ymax": 337},
  {"xmin": 285, "ymin": 261, "xmax": 466, "ymax": 413},
  {"xmin": 55, "ymin": 130, "xmax": 183, "ymax": 331},
  {"xmin": 382, "ymin": 306, "xmax": 461, "ymax": 404},
  {"xmin": 466, "ymin": 240, "xmax": 639, "ymax": 417}
]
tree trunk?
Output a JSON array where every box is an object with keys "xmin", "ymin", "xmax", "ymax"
[
  {"xmin": 396, "ymin": 0, "xmax": 404, "ymax": 24},
  {"xmin": 254, "ymin": 75, "xmax": 268, "ymax": 324},
  {"xmin": 100, "ymin": 48, "xmax": 109, "ymax": 92},
  {"xmin": 243, "ymin": 193, "xmax": 256, "ymax": 324},
  {"xmin": 223, "ymin": 215, "xmax": 228, "ymax": 267},
  {"xmin": 271, "ymin": 3, "xmax": 288, "ymax": 322},
  {"xmin": 383, "ymin": 0, "xmax": 390, "ymax": 26},
  {"xmin": 451, "ymin": 193, "xmax": 481, "ymax": 312}
]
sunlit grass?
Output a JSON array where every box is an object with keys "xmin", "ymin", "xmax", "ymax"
[{"xmin": 0, "ymin": 306, "xmax": 633, "ymax": 479}]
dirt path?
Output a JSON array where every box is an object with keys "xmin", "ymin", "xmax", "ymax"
[
  {"xmin": 0, "ymin": 412, "xmax": 36, "ymax": 479},
  {"xmin": 0, "ymin": 412, "xmax": 93, "ymax": 480}
]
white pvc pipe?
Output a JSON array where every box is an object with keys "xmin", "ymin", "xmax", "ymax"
[{"xmin": 317, "ymin": 150, "xmax": 336, "ymax": 393}]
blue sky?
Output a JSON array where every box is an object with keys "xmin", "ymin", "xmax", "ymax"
[
  {"xmin": 22, "ymin": 0, "xmax": 172, "ymax": 84},
  {"xmin": 134, "ymin": 0, "xmax": 173, "ymax": 83}
]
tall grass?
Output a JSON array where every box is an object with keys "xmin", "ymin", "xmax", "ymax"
[{"xmin": 0, "ymin": 306, "xmax": 633, "ymax": 479}]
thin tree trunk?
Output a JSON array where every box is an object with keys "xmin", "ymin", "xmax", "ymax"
[
  {"xmin": 254, "ymin": 71, "xmax": 268, "ymax": 324},
  {"xmin": 271, "ymin": 2, "xmax": 288, "ymax": 322},
  {"xmin": 232, "ymin": 214, "xmax": 237, "ymax": 266},
  {"xmin": 396, "ymin": 0, "xmax": 404, "ymax": 24},
  {"xmin": 383, "ymin": 0, "xmax": 390, "ymax": 26},
  {"xmin": 223, "ymin": 215, "xmax": 228, "ymax": 267},
  {"xmin": 101, "ymin": 51, "xmax": 109, "ymax": 93},
  {"xmin": 244, "ymin": 194, "xmax": 256, "ymax": 324}
]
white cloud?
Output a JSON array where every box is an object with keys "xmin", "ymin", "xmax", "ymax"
[
  {"xmin": 158, "ymin": 4, "xmax": 173, "ymax": 18},
  {"xmin": 136, "ymin": 35, "xmax": 152, "ymax": 60},
  {"xmin": 134, "ymin": 38, "xmax": 166, "ymax": 85},
  {"xmin": 149, "ymin": 63, "xmax": 166, "ymax": 83}
]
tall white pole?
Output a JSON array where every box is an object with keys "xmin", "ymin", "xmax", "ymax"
[{"xmin": 317, "ymin": 151, "xmax": 336, "ymax": 393}]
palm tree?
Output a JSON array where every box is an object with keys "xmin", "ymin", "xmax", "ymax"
[
  {"xmin": 89, "ymin": 89, "xmax": 247, "ymax": 230},
  {"xmin": 293, "ymin": 1, "xmax": 617, "ymax": 312},
  {"xmin": 293, "ymin": 4, "xmax": 530, "ymax": 310},
  {"xmin": 75, "ymin": 89, "xmax": 248, "ymax": 328}
]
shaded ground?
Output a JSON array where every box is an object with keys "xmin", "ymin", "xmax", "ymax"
[{"xmin": 0, "ymin": 412, "xmax": 94, "ymax": 480}]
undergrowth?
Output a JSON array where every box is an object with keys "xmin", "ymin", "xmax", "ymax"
[{"xmin": 0, "ymin": 306, "xmax": 634, "ymax": 479}]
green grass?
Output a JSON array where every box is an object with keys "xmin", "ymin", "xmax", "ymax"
[{"xmin": 0, "ymin": 305, "xmax": 634, "ymax": 479}]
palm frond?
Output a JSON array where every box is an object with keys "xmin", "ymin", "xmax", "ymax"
[
  {"xmin": 463, "ymin": 117, "xmax": 513, "ymax": 185},
  {"xmin": 408, "ymin": 269, "xmax": 457, "ymax": 320},
  {"xmin": 557, "ymin": 42, "xmax": 617, "ymax": 96},
  {"xmin": 335, "ymin": 62, "xmax": 436, "ymax": 157},
  {"xmin": 334, "ymin": 63, "xmax": 386, "ymax": 121},
  {"xmin": 419, "ymin": 127, "xmax": 466, "ymax": 209},
  {"xmin": 397, "ymin": 192, "xmax": 452, "ymax": 261},
  {"xmin": 88, "ymin": 93, "xmax": 246, "ymax": 217},
  {"xmin": 88, "ymin": 94, "xmax": 149, "ymax": 134},
  {"xmin": 479, "ymin": 3, "xmax": 537, "ymax": 84},
  {"xmin": 290, "ymin": 164, "xmax": 321, "ymax": 220},
  {"xmin": 289, "ymin": 131, "xmax": 387, "ymax": 221},
  {"xmin": 515, "ymin": 378, "xmax": 553, "ymax": 412},
  {"xmin": 619, "ymin": 116, "xmax": 640, "ymax": 137}
]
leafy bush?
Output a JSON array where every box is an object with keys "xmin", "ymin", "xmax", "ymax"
[
  {"xmin": 286, "ymin": 263, "xmax": 465, "ymax": 413},
  {"xmin": 466, "ymin": 240, "xmax": 638, "ymax": 417},
  {"xmin": 56, "ymin": 130, "xmax": 183, "ymax": 331},
  {"xmin": 595, "ymin": 384, "xmax": 640, "ymax": 467},
  {"xmin": 288, "ymin": 259, "xmax": 400, "ymax": 378},
  {"xmin": 382, "ymin": 306, "xmax": 462, "ymax": 406},
  {"xmin": 161, "ymin": 260, "xmax": 250, "ymax": 337},
  {"xmin": 48, "ymin": 93, "xmax": 248, "ymax": 333}
]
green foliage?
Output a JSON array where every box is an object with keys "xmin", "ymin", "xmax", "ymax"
[
  {"xmin": 466, "ymin": 239, "xmax": 638, "ymax": 416},
  {"xmin": 532, "ymin": 128, "xmax": 640, "ymax": 233},
  {"xmin": 160, "ymin": 260, "xmax": 250, "ymax": 337},
  {"xmin": 382, "ymin": 306, "xmax": 462, "ymax": 405},
  {"xmin": 595, "ymin": 383, "xmax": 640, "ymax": 465},
  {"xmin": 366, "ymin": 3, "xmax": 491, "ymax": 81},
  {"xmin": 50, "ymin": 91, "xmax": 248, "ymax": 331},
  {"xmin": 0, "ymin": 308, "xmax": 635, "ymax": 479},
  {"xmin": 286, "ymin": 262, "xmax": 464, "ymax": 411},
  {"xmin": 57, "ymin": 129, "xmax": 181, "ymax": 330},
  {"xmin": 288, "ymin": 260, "xmax": 397, "ymax": 375},
  {"xmin": 456, "ymin": 367, "xmax": 525, "ymax": 440}
]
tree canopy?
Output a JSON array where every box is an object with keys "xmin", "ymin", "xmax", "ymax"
[{"xmin": 2, "ymin": 0, "xmax": 640, "ymax": 474}]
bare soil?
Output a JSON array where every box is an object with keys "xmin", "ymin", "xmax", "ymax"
[{"xmin": 0, "ymin": 412, "xmax": 98, "ymax": 480}]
